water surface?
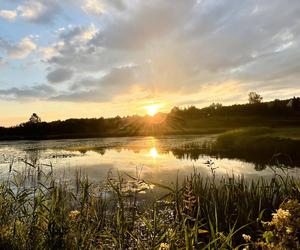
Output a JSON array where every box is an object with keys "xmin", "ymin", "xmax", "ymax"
[{"xmin": 0, "ymin": 135, "xmax": 298, "ymax": 183}]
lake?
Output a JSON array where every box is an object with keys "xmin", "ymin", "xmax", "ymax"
[{"xmin": 0, "ymin": 135, "xmax": 299, "ymax": 184}]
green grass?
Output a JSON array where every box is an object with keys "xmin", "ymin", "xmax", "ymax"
[
  {"xmin": 170, "ymin": 127, "xmax": 300, "ymax": 167},
  {"xmin": 205, "ymin": 127, "xmax": 300, "ymax": 167},
  {"xmin": 219, "ymin": 126, "xmax": 300, "ymax": 139},
  {"xmin": 0, "ymin": 160, "xmax": 300, "ymax": 249},
  {"xmin": 271, "ymin": 127, "xmax": 300, "ymax": 140}
]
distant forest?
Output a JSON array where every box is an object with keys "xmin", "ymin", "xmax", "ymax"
[{"xmin": 0, "ymin": 96, "xmax": 300, "ymax": 140}]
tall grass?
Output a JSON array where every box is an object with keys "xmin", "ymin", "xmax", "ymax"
[
  {"xmin": 173, "ymin": 127, "xmax": 300, "ymax": 167},
  {"xmin": 0, "ymin": 160, "xmax": 299, "ymax": 249},
  {"xmin": 213, "ymin": 128, "xmax": 300, "ymax": 166}
]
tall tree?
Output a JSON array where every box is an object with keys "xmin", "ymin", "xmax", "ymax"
[
  {"xmin": 248, "ymin": 92, "xmax": 263, "ymax": 104},
  {"xmin": 29, "ymin": 113, "xmax": 41, "ymax": 124}
]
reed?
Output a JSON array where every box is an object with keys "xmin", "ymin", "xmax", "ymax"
[{"xmin": 0, "ymin": 160, "xmax": 299, "ymax": 249}]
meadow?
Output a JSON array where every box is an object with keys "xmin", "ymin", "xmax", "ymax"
[{"xmin": 1, "ymin": 160, "xmax": 300, "ymax": 249}]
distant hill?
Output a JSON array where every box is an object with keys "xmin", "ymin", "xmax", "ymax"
[{"xmin": 0, "ymin": 97, "xmax": 299, "ymax": 140}]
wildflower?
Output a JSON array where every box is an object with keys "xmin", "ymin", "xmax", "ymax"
[
  {"xmin": 242, "ymin": 234, "xmax": 251, "ymax": 242},
  {"xmin": 286, "ymin": 226, "xmax": 294, "ymax": 234},
  {"xmin": 69, "ymin": 210, "xmax": 80, "ymax": 220},
  {"xmin": 159, "ymin": 243, "xmax": 170, "ymax": 250},
  {"xmin": 272, "ymin": 208, "xmax": 290, "ymax": 221}
]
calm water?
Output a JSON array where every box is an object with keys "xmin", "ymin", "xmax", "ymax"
[{"xmin": 0, "ymin": 135, "xmax": 299, "ymax": 183}]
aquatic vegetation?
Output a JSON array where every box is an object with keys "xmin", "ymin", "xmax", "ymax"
[{"xmin": 0, "ymin": 160, "xmax": 299, "ymax": 249}]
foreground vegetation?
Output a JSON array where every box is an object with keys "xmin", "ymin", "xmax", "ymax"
[{"xmin": 1, "ymin": 161, "xmax": 300, "ymax": 249}]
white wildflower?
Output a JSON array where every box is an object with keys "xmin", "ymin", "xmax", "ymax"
[{"xmin": 242, "ymin": 234, "xmax": 251, "ymax": 242}]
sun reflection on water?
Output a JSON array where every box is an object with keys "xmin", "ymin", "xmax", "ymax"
[{"xmin": 149, "ymin": 147, "xmax": 159, "ymax": 159}]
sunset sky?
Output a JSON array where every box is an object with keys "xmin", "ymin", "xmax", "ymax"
[{"xmin": 1, "ymin": 0, "xmax": 300, "ymax": 126}]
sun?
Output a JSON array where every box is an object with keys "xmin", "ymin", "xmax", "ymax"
[{"xmin": 144, "ymin": 104, "xmax": 161, "ymax": 116}]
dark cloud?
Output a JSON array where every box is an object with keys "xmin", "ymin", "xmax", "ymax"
[
  {"xmin": 47, "ymin": 68, "xmax": 74, "ymax": 83},
  {"xmin": 91, "ymin": 0, "xmax": 196, "ymax": 50},
  {"xmin": 52, "ymin": 65, "xmax": 140, "ymax": 102},
  {"xmin": 0, "ymin": 84, "xmax": 56, "ymax": 100},
  {"xmin": 50, "ymin": 89, "xmax": 109, "ymax": 103},
  {"xmin": 108, "ymin": 0, "xmax": 126, "ymax": 11}
]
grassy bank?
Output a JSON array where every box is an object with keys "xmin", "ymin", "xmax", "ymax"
[
  {"xmin": 171, "ymin": 127, "xmax": 300, "ymax": 167},
  {"xmin": 212, "ymin": 127, "xmax": 300, "ymax": 166},
  {"xmin": 1, "ymin": 161, "xmax": 300, "ymax": 249}
]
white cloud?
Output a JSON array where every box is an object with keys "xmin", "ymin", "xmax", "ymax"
[
  {"xmin": 17, "ymin": 2, "xmax": 44, "ymax": 20},
  {"xmin": 7, "ymin": 37, "xmax": 37, "ymax": 59},
  {"xmin": 40, "ymin": 47, "xmax": 58, "ymax": 60},
  {"xmin": 0, "ymin": 10, "xmax": 17, "ymax": 21},
  {"xmin": 82, "ymin": 0, "xmax": 105, "ymax": 15},
  {"xmin": 0, "ymin": 0, "xmax": 61, "ymax": 24},
  {"xmin": 16, "ymin": 0, "xmax": 60, "ymax": 23}
]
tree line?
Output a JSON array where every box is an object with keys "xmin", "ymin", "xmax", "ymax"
[{"xmin": 0, "ymin": 95, "xmax": 299, "ymax": 140}]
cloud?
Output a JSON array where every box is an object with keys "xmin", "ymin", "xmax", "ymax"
[
  {"xmin": 0, "ymin": 10, "xmax": 17, "ymax": 21},
  {"xmin": 40, "ymin": 46, "xmax": 58, "ymax": 60},
  {"xmin": 0, "ymin": 57, "xmax": 6, "ymax": 66},
  {"xmin": 52, "ymin": 65, "xmax": 139, "ymax": 102},
  {"xmin": 90, "ymin": 0, "xmax": 196, "ymax": 50},
  {"xmin": 38, "ymin": 0, "xmax": 300, "ymax": 104},
  {"xmin": 47, "ymin": 68, "xmax": 74, "ymax": 83},
  {"xmin": 81, "ymin": 0, "xmax": 126, "ymax": 15},
  {"xmin": 8, "ymin": 37, "xmax": 37, "ymax": 59},
  {"xmin": 17, "ymin": 0, "xmax": 60, "ymax": 23},
  {"xmin": 59, "ymin": 23, "xmax": 97, "ymax": 45},
  {"xmin": 0, "ymin": 36, "xmax": 37, "ymax": 59},
  {"xmin": 0, "ymin": 84, "xmax": 56, "ymax": 100},
  {"xmin": 82, "ymin": 0, "xmax": 105, "ymax": 15},
  {"xmin": 0, "ymin": 0, "xmax": 61, "ymax": 24},
  {"xmin": 3, "ymin": 0, "xmax": 300, "ymax": 107},
  {"xmin": 47, "ymin": 24, "xmax": 119, "ymax": 73}
]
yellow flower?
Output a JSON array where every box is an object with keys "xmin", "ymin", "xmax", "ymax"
[
  {"xmin": 69, "ymin": 210, "xmax": 80, "ymax": 220},
  {"xmin": 286, "ymin": 226, "xmax": 294, "ymax": 234},
  {"xmin": 159, "ymin": 243, "xmax": 170, "ymax": 250},
  {"xmin": 270, "ymin": 208, "xmax": 290, "ymax": 226}
]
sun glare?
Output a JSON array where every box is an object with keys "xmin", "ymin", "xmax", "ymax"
[
  {"xmin": 145, "ymin": 104, "xmax": 162, "ymax": 116},
  {"xmin": 149, "ymin": 147, "xmax": 159, "ymax": 158}
]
